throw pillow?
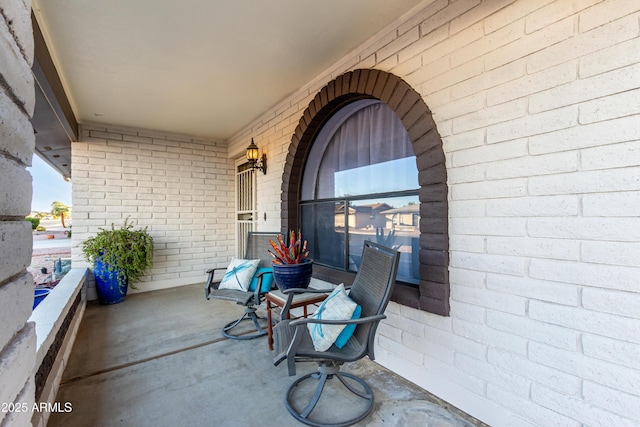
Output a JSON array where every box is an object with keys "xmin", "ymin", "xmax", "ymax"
[
  {"xmin": 248, "ymin": 267, "xmax": 274, "ymax": 293},
  {"xmin": 218, "ymin": 258, "xmax": 260, "ymax": 292},
  {"xmin": 307, "ymin": 284, "xmax": 357, "ymax": 351},
  {"xmin": 334, "ymin": 304, "xmax": 362, "ymax": 348}
]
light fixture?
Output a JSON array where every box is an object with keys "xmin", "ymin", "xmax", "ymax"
[{"xmin": 245, "ymin": 138, "xmax": 267, "ymax": 174}]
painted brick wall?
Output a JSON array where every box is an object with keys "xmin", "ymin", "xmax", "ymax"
[
  {"xmin": 0, "ymin": 0, "xmax": 37, "ymax": 425},
  {"xmin": 225, "ymin": 0, "xmax": 640, "ymax": 425},
  {"xmin": 72, "ymin": 124, "xmax": 234, "ymax": 298}
]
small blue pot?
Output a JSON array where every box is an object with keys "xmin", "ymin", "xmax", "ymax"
[
  {"xmin": 94, "ymin": 257, "xmax": 128, "ymax": 304},
  {"xmin": 33, "ymin": 288, "xmax": 51, "ymax": 309},
  {"xmin": 272, "ymin": 260, "xmax": 313, "ymax": 291}
]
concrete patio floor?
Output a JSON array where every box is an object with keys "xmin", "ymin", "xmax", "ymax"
[{"xmin": 49, "ymin": 284, "xmax": 484, "ymax": 427}]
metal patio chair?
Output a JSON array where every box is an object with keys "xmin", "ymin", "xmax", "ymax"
[
  {"xmin": 205, "ymin": 231, "xmax": 279, "ymax": 340},
  {"xmin": 273, "ymin": 240, "xmax": 400, "ymax": 426}
]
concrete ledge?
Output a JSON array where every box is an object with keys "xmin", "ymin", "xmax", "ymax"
[
  {"xmin": 29, "ymin": 268, "xmax": 88, "ymax": 427},
  {"xmin": 30, "ymin": 268, "xmax": 87, "ymax": 362}
]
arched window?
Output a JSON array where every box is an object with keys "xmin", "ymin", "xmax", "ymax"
[
  {"xmin": 282, "ymin": 69, "xmax": 450, "ymax": 316},
  {"xmin": 300, "ymin": 100, "xmax": 421, "ymax": 285}
]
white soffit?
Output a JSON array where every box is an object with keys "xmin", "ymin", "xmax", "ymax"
[{"xmin": 32, "ymin": 0, "xmax": 427, "ymax": 141}]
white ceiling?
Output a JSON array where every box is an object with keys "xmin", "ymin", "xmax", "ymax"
[{"xmin": 32, "ymin": 0, "xmax": 426, "ymax": 141}]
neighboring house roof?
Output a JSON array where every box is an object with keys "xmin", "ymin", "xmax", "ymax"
[{"xmin": 380, "ymin": 204, "xmax": 420, "ymax": 215}]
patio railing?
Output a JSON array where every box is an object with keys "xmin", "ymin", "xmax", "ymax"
[{"xmin": 29, "ymin": 268, "xmax": 88, "ymax": 427}]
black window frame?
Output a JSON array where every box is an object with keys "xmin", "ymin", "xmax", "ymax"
[{"xmin": 280, "ymin": 69, "xmax": 450, "ymax": 316}]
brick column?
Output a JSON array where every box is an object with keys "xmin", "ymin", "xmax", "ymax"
[{"xmin": 0, "ymin": 1, "xmax": 38, "ymax": 425}]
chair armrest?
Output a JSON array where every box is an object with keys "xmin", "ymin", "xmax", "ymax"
[
  {"xmin": 204, "ymin": 267, "xmax": 227, "ymax": 299},
  {"xmin": 279, "ymin": 314, "xmax": 386, "ymax": 376},
  {"xmin": 288, "ymin": 314, "xmax": 386, "ymax": 327}
]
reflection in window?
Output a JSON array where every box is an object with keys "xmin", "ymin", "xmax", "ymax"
[
  {"xmin": 334, "ymin": 157, "xmax": 419, "ymax": 198},
  {"xmin": 347, "ymin": 196, "xmax": 420, "ymax": 284},
  {"xmin": 300, "ymin": 100, "xmax": 420, "ymax": 284}
]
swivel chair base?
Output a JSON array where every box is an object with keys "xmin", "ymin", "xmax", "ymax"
[
  {"xmin": 286, "ymin": 363, "xmax": 374, "ymax": 427},
  {"xmin": 222, "ymin": 306, "xmax": 269, "ymax": 340}
]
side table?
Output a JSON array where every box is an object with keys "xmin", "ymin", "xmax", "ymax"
[{"xmin": 265, "ymin": 279, "xmax": 335, "ymax": 350}]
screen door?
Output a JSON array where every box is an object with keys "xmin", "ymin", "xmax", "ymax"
[{"xmin": 236, "ymin": 161, "xmax": 256, "ymax": 257}]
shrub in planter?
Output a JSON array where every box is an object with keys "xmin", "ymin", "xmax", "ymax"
[{"xmin": 81, "ymin": 218, "xmax": 154, "ymax": 304}]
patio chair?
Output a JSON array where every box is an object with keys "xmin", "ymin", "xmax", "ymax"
[
  {"xmin": 273, "ymin": 240, "xmax": 400, "ymax": 426},
  {"xmin": 205, "ymin": 231, "xmax": 279, "ymax": 340}
]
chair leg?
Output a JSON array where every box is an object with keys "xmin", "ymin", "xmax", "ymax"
[
  {"xmin": 286, "ymin": 368, "xmax": 374, "ymax": 427},
  {"xmin": 221, "ymin": 306, "xmax": 269, "ymax": 340}
]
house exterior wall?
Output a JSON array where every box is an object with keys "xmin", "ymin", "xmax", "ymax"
[
  {"xmin": 0, "ymin": 0, "xmax": 37, "ymax": 425},
  {"xmin": 71, "ymin": 124, "xmax": 234, "ymax": 299},
  {"xmin": 225, "ymin": 0, "xmax": 640, "ymax": 425}
]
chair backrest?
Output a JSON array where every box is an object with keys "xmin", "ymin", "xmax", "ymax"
[
  {"xmin": 347, "ymin": 241, "xmax": 400, "ymax": 359},
  {"xmin": 244, "ymin": 232, "xmax": 280, "ymax": 268}
]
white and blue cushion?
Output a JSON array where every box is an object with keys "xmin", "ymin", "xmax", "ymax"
[
  {"xmin": 218, "ymin": 258, "xmax": 260, "ymax": 292},
  {"xmin": 307, "ymin": 284, "xmax": 359, "ymax": 351},
  {"xmin": 248, "ymin": 267, "xmax": 274, "ymax": 293},
  {"xmin": 334, "ymin": 305, "xmax": 361, "ymax": 348}
]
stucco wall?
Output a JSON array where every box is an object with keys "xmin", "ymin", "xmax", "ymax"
[
  {"xmin": 225, "ymin": 0, "xmax": 640, "ymax": 425},
  {"xmin": 71, "ymin": 124, "xmax": 235, "ymax": 299},
  {"xmin": 0, "ymin": 0, "xmax": 37, "ymax": 425}
]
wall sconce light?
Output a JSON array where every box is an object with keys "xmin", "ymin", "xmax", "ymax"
[{"xmin": 246, "ymin": 138, "xmax": 267, "ymax": 174}]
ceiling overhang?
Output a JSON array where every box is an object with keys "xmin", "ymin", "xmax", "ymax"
[
  {"xmin": 31, "ymin": 13, "xmax": 77, "ymax": 180},
  {"xmin": 29, "ymin": 1, "xmax": 429, "ymax": 179}
]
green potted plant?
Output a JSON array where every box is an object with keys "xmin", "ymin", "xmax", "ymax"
[
  {"xmin": 269, "ymin": 230, "xmax": 312, "ymax": 291},
  {"xmin": 81, "ymin": 218, "xmax": 154, "ymax": 304}
]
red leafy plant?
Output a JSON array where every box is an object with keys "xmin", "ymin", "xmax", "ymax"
[{"xmin": 269, "ymin": 230, "xmax": 309, "ymax": 264}]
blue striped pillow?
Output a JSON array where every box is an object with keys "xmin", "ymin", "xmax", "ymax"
[
  {"xmin": 307, "ymin": 284, "xmax": 357, "ymax": 351},
  {"xmin": 218, "ymin": 258, "xmax": 260, "ymax": 291}
]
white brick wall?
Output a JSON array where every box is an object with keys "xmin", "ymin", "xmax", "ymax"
[
  {"xmin": 221, "ymin": 0, "xmax": 640, "ymax": 425},
  {"xmin": 72, "ymin": 124, "xmax": 234, "ymax": 297},
  {"xmin": 0, "ymin": 0, "xmax": 37, "ymax": 425}
]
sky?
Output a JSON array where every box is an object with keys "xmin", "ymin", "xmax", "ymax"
[{"xmin": 28, "ymin": 154, "xmax": 72, "ymax": 212}]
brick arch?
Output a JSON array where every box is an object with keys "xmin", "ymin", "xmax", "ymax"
[{"xmin": 281, "ymin": 69, "xmax": 449, "ymax": 316}]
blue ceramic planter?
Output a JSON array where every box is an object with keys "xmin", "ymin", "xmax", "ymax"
[
  {"xmin": 272, "ymin": 260, "xmax": 313, "ymax": 291},
  {"xmin": 94, "ymin": 257, "xmax": 128, "ymax": 304},
  {"xmin": 33, "ymin": 288, "xmax": 51, "ymax": 309}
]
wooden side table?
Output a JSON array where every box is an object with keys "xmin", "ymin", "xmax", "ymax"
[{"xmin": 265, "ymin": 279, "xmax": 335, "ymax": 350}]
